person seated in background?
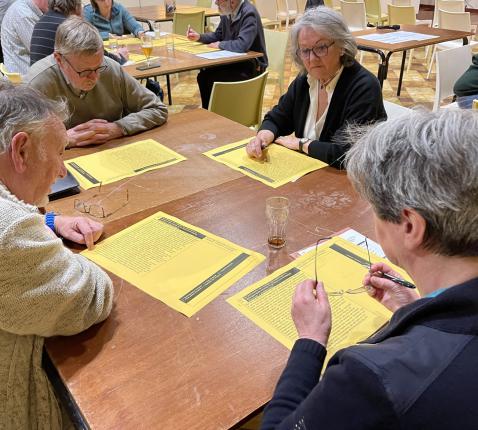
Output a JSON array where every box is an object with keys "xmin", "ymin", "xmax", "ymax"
[
  {"xmin": 30, "ymin": 0, "xmax": 82, "ymax": 65},
  {"xmin": 84, "ymin": 0, "xmax": 144, "ymax": 40},
  {"xmin": 0, "ymin": 83, "xmax": 113, "ymax": 429},
  {"xmin": 1, "ymin": 0, "xmax": 48, "ymax": 75},
  {"xmin": 0, "ymin": 0, "xmax": 15, "ymax": 62},
  {"xmin": 260, "ymin": 108, "xmax": 478, "ymax": 430},
  {"xmin": 305, "ymin": 0, "xmax": 324, "ymax": 9},
  {"xmin": 246, "ymin": 7, "xmax": 386, "ymax": 168},
  {"xmin": 453, "ymin": 53, "xmax": 478, "ymax": 106},
  {"xmin": 186, "ymin": 0, "xmax": 268, "ymax": 109},
  {"xmin": 26, "ymin": 16, "xmax": 168, "ymax": 148}
]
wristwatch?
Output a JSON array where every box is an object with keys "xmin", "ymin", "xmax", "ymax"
[{"xmin": 298, "ymin": 137, "xmax": 311, "ymax": 153}]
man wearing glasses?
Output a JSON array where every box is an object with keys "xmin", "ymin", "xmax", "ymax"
[
  {"xmin": 26, "ymin": 16, "xmax": 168, "ymax": 148},
  {"xmin": 186, "ymin": 0, "xmax": 268, "ymax": 109}
]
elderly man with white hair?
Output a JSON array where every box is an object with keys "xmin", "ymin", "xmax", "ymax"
[
  {"xmin": 261, "ymin": 109, "xmax": 478, "ymax": 429},
  {"xmin": 0, "ymin": 82, "xmax": 113, "ymax": 429},
  {"xmin": 186, "ymin": 0, "xmax": 268, "ymax": 109},
  {"xmin": 26, "ymin": 16, "xmax": 168, "ymax": 148}
]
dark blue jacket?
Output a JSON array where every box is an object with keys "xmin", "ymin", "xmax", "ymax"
[
  {"xmin": 261, "ymin": 277, "xmax": 478, "ymax": 430},
  {"xmin": 199, "ymin": 0, "xmax": 267, "ymax": 70}
]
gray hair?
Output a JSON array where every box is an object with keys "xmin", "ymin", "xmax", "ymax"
[
  {"xmin": 291, "ymin": 6, "xmax": 357, "ymax": 72},
  {"xmin": 0, "ymin": 85, "xmax": 68, "ymax": 154},
  {"xmin": 54, "ymin": 16, "xmax": 103, "ymax": 56},
  {"xmin": 48, "ymin": 0, "xmax": 81, "ymax": 15},
  {"xmin": 346, "ymin": 109, "xmax": 478, "ymax": 257}
]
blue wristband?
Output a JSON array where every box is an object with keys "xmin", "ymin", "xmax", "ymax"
[{"xmin": 45, "ymin": 212, "xmax": 56, "ymax": 232}]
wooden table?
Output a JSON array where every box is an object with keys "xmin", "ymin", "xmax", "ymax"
[
  {"xmin": 123, "ymin": 40, "xmax": 263, "ymax": 105},
  {"xmin": 128, "ymin": 5, "xmax": 220, "ymax": 23},
  {"xmin": 45, "ymin": 110, "xmax": 373, "ymax": 430},
  {"xmin": 353, "ymin": 25, "xmax": 473, "ymax": 96}
]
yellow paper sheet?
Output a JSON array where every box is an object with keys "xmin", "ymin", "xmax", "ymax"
[
  {"xmin": 127, "ymin": 53, "xmax": 161, "ymax": 64},
  {"xmin": 174, "ymin": 43, "xmax": 220, "ymax": 54},
  {"xmin": 228, "ymin": 237, "xmax": 410, "ymax": 362},
  {"xmin": 103, "ymin": 34, "xmax": 189, "ymax": 47},
  {"xmin": 82, "ymin": 211, "xmax": 265, "ymax": 317},
  {"xmin": 65, "ymin": 139, "xmax": 186, "ymax": 190},
  {"xmin": 103, "ymin": 37, "xmax": 140, "ymax": 47},
  {"xmin": 203, "ymin": 139, "xmax": 328, "ymax": 188}
]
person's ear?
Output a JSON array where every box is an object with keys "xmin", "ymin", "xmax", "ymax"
[
  {"xmin": 53, "ymin": 52, "xmax": 63, "ymax": 67},
  {"xmin": 401, "ymin": 208, "xmax": 426, "ymax": 252},
  {"xmin": 9, "ymin": 132, "xmax": 31, "ymax": 174}
]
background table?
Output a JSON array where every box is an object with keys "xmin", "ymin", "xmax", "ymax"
[
  {"xmin": 353, "ymin": 25, "xmax": 473, "ymax": 96},
  {"xmin": 122, "ymin": 40, "xmax": 263, "ymax": 105},
  {"xmin": 128, "ymin": 5, "xmax": 220, "ymax": 23},
  {"xmin": 46, "ymin": 110, "xmax": 374, "ymax": 429}
]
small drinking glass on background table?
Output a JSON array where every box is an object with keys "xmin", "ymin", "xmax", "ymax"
[
  {"xmin": 152, "ymin": 21, "xmax": 161, "ymax": 40},
  {"xmin": 266, "ymin": 196, "xmax": 290, "ymax": 249}
]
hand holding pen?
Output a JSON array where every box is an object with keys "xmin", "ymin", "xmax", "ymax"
[{"xmin": 364, "ymin": 262, "xmax": 420, "ymax": 313}]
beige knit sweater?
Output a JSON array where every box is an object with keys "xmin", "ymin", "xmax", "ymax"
[{"xmin": 0, "ymin": 182, "xmax": 113, "ymax": 429}]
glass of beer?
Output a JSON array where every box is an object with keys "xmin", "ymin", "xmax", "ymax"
[{"xmin": 141, "ymin": 34, "xmax": 153, "ymax": 66}]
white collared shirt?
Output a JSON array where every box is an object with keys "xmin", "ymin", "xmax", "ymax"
[
  {"xmin": 230, "ymin": 0, "xmax": 244, "ymax": 21},
  {"xmin": 303, "ymin": 66, "xmax": 344, "ymax": 141}
]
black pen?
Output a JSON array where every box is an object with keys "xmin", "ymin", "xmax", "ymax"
[{"xmin": 378, "ymin": 272, "xmax": 416, "ymax": 289}]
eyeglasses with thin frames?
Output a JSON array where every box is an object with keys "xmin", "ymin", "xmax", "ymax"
[
  {"xmin": 313, "ymin": 236, "xmax": 368, "ymax": 297},
  {"xmin": 74, "ymin": 183, "xmax": 129, "ymax": 218},
  {"xmin": 61, "ymin": 54, "xmax": 108, "ymax": 78},
  {"xmin": 296, "ymin": 41, "xmax": 335, "ymax": 60}
]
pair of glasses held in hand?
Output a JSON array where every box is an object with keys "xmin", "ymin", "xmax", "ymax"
[{"xmin": 312, "ymin": 236, "xmax": 416, "ymax": 296}]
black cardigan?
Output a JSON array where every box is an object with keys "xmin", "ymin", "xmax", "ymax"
[{"xmin": 259, "ymin": 61, "xmax": 386, "ymax": 168}]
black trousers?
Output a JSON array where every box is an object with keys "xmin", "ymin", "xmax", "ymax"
[{"xmin": 197, "ymin": 60, "xmax": 259, "ymax": 109}]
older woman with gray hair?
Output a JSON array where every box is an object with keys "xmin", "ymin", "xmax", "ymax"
[
  {"xmin": 261, "ymin": 109, "xmax": 478, "ymax": 429},
  {"xmin": 246, "ymin": 6, "xmax": 386, "ymax": 168}
]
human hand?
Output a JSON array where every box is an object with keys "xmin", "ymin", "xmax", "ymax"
[
  {"xmin": 275, "ymin": 135, "xmax": 300, "ymax": 151},
  {"xmin": 54, "ymin": 215, "xmax": 104, "ymax": 250},
  {"xmin": 246, "ymin": 130, "xmax": 274, "ymax": 158},
  {"xmin": 187, "ymin": 27, "xmax": 200, "ymax": 41},
  {"xmin": 208, "ymin": 42, "xmax": 220, "ymax": 49},
  {"xmin": 118, "ymin": 46, "xmax": 129, "ymax": 60},
  {"xmin": 67, "ymin": 119, "xmax": 124, "ymax": 147},
  {"xmin": 363, "ymin": 262, "xmax": 420, "ymax": 313},
  {"xmin": 292, "ymin": 279, "xmax": 332, "ymax": 347}
]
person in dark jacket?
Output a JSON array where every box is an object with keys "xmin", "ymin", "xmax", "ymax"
[
  {"xmin": 186, "ymin": 0, "xmax": 268, "ymax": 108},
  {"xmin": 453, "ymin": 53, "xmax": 478, "ymax": 107},
  {"xmin": 261, "ymin": 108, "xmax": 478, "ymax": 430},
  {"xmin": 305, "ymin": 0, "xmax": 324, "ymax": 9},
  {"xmin": 246, "ymin": 7, "xmax": 386, "ymax": 168},
  {"xmin": 30, "ymin": 0, "xmax": 81, "ymax": 65}
]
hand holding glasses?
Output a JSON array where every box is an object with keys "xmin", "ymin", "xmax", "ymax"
[{"xmin": 312, "ymin": 236, "xmax": 416, "ymax": 298}]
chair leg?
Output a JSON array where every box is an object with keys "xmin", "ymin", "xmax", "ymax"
[
  {"xmin": 426, "ymin": 46, "xmax": 436, "ymax": 80},
  {"xmin": 406, "ymin": 48, "xmax": 414, "ymax": 72}
]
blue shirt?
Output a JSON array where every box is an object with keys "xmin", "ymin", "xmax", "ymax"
[{"xmin": 83, "ymin": 2, "xmax": 143, "ymax": 39}]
